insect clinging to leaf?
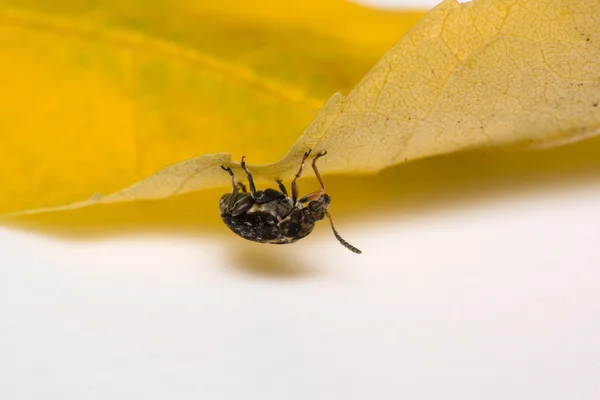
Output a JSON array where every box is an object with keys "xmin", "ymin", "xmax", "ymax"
[{"xmin": 219, "ymin": 150, "xmax": 362, "ymax": 254}]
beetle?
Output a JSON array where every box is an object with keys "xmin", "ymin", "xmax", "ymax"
[{"xmin": 219, "ymin": 150, "xmax": 362, "ymax": 254}]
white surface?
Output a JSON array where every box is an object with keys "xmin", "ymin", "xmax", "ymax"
[
  {"xmin": 2, "ymin": 0, "xmax": 600, "ymax": 399},
  {"xmin": 2, "ymin": 182, "xmax": 600, "ymax": 399}
]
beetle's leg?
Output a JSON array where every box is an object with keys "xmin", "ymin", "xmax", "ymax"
[
  {"xmin": 291, "ymin": 149, "xmax": 312, "ymax": 203},
  {"xmin": 221, "ymin": 165, "xmax": 241, "ymax": 212},
  {"xmin": 295, "ymin": 151, "xmax": 328, "ymax": 203},
  {"xmin": 311, "ymin": 150, "xmax": 327, "ymax": 195},
  {"xmin": 221, "ymin": 165, "xmax": 239, "ymax": 194},
  {"xmin": 237, "ymin": 182, "xmax": 247, "ymax": 193},
  {"xmin": 276, "ymin": 179, "xmax": 288, "ymax": 196},
  {"xmin": 298, "ymin": 191, "xmax": 322, "ymax": 203},
  {"xmin": 240, "ymin": 156, "xmax": 257, "ymax": 198}
]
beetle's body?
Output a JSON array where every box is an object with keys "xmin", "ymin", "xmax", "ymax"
[
  {"xmin": 219, "ymin": 150, "xmax": 361, "ymax": 254},
  {"xmin": 220, "ymin": 190, "xmax": 320, "ymax": 244}
]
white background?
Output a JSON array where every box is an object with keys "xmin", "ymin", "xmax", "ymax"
[{"xmin": 2, "ymin": 1, "xmax": 600, "ymax": 399}]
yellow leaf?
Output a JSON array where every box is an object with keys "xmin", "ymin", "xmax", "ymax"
[
  {"xmin": 3, "ymin": 0, "xmax": 600, "ymax": 222},
  {"xmin": 0, "ymin": 0, "xmax": 424, "ymax": 215}
]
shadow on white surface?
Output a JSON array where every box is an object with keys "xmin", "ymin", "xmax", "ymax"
[{"xmin": 225, "ymin": 242, "xmax": 318, "ymax": 279}]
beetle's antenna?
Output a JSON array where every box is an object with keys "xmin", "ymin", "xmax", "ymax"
[{"xmin": 326, "ymin": 211, "xmax": 362, "ymax": 254}]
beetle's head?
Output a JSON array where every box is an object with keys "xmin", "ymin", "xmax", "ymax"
[
  {"xmin": 306, "ymin": 193, "xmax": 331, "ymax": 221},
  {"xmin": 306, "ymin": 193, "xmax": 362, "ymax": 254}
]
